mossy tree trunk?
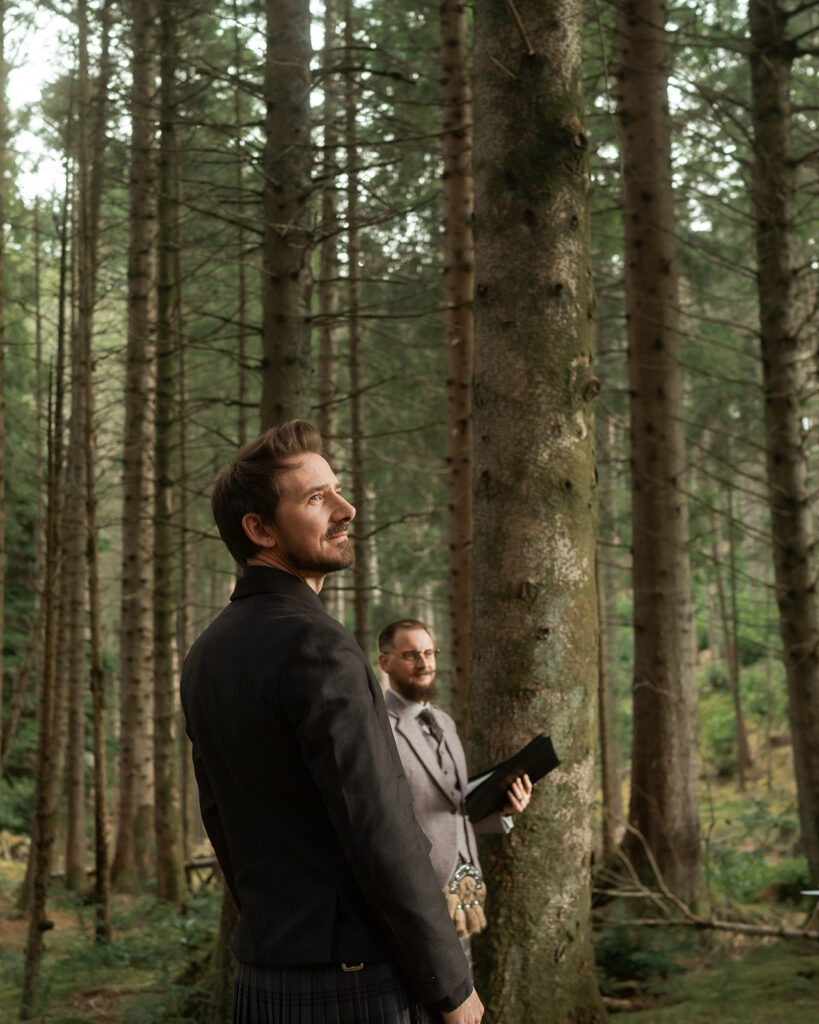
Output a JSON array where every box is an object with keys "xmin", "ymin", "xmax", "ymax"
[{"xmin": 470, "ymin": 2, "xmax": 603, "ymax": 1020}]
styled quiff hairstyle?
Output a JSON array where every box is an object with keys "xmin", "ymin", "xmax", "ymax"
[
  {"xmin": 211, "ymin": 420, "xmax": 324, "ymax": 567},
  {"xmin": 378, "ymin": 619, "xmax": 431, "ymax": 653}
]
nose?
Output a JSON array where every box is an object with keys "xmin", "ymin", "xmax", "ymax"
[{"xmin": 333, "ymin": 493, "xmax": 356, "ymax": 521}]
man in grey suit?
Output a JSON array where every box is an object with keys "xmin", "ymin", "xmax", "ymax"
[{"xmin": 378, "ymin": 620, "xmax": 531, "ymax": 962}]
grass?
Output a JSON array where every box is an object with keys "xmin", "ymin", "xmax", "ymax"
[{"xmin": 610, "ymin": 939, "xmax": 819, "ymax": 1022}]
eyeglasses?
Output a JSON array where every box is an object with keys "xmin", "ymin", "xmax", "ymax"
[{"xmin": 394, "ymin": 649, "xmax": 439, "ymax": 662}]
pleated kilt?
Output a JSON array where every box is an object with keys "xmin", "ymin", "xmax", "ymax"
[{"xmin": 233, "ymin": 960, "xmax": 438, "ymax": 1024}]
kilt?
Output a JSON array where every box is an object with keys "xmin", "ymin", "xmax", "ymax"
[{"xmin": 233, "ymin": 960, "xmax": 438, "ymax": 1024}]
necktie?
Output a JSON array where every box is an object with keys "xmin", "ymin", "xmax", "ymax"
[{"xmin": 418, "ymin": 707, "xmax": 444, "ymax": 747}]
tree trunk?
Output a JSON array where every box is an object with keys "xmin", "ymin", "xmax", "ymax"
[
  {"xmin": 1, "ymin": 196, "xmax": 45, "ymax": 775},
  {"xmin": 317, "ymin": 0, "xmax": 340, "ymax": 464},
  {"xmin": 709, "ymin": 505, "xmax": 752, "ymax": 786},
  {"xmin": 154, "ymin": 0, "xmax": 186, "ymax": 906},
  {"xmin": 207, "ymin": 883, "xmax": 240, "ymax": 1024},
  {"xmin": 615, "ymin": 0, "xmax": 701, "ymax": 904},
  {"xmin": 233, "ymin": 0, "xmax": 250, "ymax": 448},
  {"xmin": 344, "ymin": 0, "xmax": 369, "ymax": 653},
  {"xmin": 0, "ymin": 1, "xmax": 5, "ymax": 735},
  {"xmin": 439, "ymin": 0, "xmax": 474, "ymax": 735},
  {"xmin": 315, "ymin": 0, "xmax": 343, "ymax": 620},
  {"xmin": 113, "ymin": 0, "xmax": 157, "ymax": 890},
  {"xmin": 19, "ymin": 173, "xmax": 71, "ymax": 919},
  {"xmin": 259, "ymin": 0, "xmax": 313, "ymax": 428},
  {"xmin": 470, "ymin": 2, "xmax": 603, "ymax": 1019},
  {"xmin": 597, "ymin": 548, "xmax": 620, "ymax": 861},
  {"xmin": 20, "ymin": 381, "xmax": 60, "ymax": 1020},
  {"xmin": 597, "ymin": 415, "xmax": 624, "ymax": 860},
  {"xmin": 749, "ymin": 0, "xmax": 819, "ymax": 885},
  {"xmin": 177, "ymin": 322, "xmax": 195, "ymax": 856},
  {"xmin": 84, "ymin": 0, "xmax": 114, "ymax": 940},
  {"xmin": 64, "ymin": 117, "xmax": 91, "ymax": 903}
]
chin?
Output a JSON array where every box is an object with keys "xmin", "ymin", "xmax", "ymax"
[{"xmin": 400, "ymin": 681, "xmax": 438, "ymax": 704}]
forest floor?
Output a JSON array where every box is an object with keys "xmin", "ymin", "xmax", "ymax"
[{"xmin": 1, "ymin": 766, "xmax": 818, "ymax": 1022}]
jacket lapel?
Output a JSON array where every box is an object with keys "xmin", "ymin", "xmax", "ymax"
[{"xmin": 385, "ymin": 690, "xmax": 459, "ymax": 807}]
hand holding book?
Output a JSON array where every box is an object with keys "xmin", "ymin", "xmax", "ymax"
[{"xmin": 465, "ymin": 733, "xmax": 560, "ymax": 822}]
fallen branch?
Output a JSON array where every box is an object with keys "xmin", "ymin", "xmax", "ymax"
[
  {"xmin": 598, "ymin": 915, "xmax": 819, "ymax": 942},
  {"xmin": 593, "ymin": 823, "xmax": 819, "ymax": 942}
]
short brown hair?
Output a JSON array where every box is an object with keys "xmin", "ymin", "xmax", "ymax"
[
  {"xmin": 211, "ymin": 420, "xmax": 324, "ymax": 567},
  {"xmin": 378, "ymin": 619, "xmax": 431, "ymax": 653}
]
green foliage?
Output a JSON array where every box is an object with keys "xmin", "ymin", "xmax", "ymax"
[
  {"xmin": 595, "ymin": 909, "xmax": 695, "ymax": 992},
  {"xmin": 705, "ymin": 847, "xmax": 809, "ymax": 905},
  {"xmin": 611, "ymin": 940, "xmax": 819, "ymax": 1024},
  {"xmin": 697, "ymin": 658, "xmax": 790, "ymax": 779},
  {"xmin": 703, "ymin": 791, "xmax": 808, "ymax": 904},
  {"xmin": 0, "ymin": 771, "xmax": 35, "ymax": 835},
  {"xmin": 698, "ymin": 684, "xmax": 739, "ymax": 776},
  {"xmin": 742, "ymin": 661, "xmax": 789, "ymax": 725},
  {"xmin": 0, "ymin": 885, "xmax": 223, "ymax": 1023}
]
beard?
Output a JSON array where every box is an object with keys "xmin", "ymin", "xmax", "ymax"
[
  {"xmin": 393, "ymin": 675, "xmax": 438, "ymax": 704},
  {"xmin": 289, "ymin": 532, "xmax": 355, "ymax": 575}
]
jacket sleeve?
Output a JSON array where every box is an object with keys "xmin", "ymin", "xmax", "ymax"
[
  {"xmin": 280, "ymin": 618, "xmax": 472, "ymax": 1011},
  {"xmin": 187, "ymin": 726, "xmax": 241, "ymax": 909},
  {"xmin": 473, "ymin": 810, "xmax": 512, "ymax": 835}
]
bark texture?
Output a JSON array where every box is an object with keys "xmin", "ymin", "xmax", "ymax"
[
  {"xmin": 345, "ymin": 0, "xmax": 369, "ymax": 653},
  {"xmin": 0, "ymin": 1, "xmax": 5, "ymax": 733},
  {"xmin": 84, "ymin": 0, "xmax": 114, "ymax": 940},
  {"xmin": 317, "ymin": 0, "xmax": 340, "ymax": 464},
  {"xmin": 471, "ymin": 2, "xmax": 603, "ymax": 1019},
  {"xmin": 260, "ymin": 0, "xmax": 313, "ymax": 428},
  {"xmin": 615, "ymin": 0, "xmax": 701, "ymax": 903},
  {"xmin": 439, "ymin": 0, "xmax": 474, "ymax": 734},
  {"xmin": 113, "ymin": 0, "xmax": 157, "ymax": 889},
  {"xmin": 20, "ymin": 370, "xmax": 59, "ymax": 1019},
  {"xmin": 154, "ymin": 0, "xmax": 185, "ymax": 905},
  {"xmin": 749, "ymin": 0, "xmax": 819, "ymax": 884}
]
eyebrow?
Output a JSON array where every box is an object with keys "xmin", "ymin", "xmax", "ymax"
[{"xmin": 298, "ymin": 481, "xmax": 340, "ymax": 501}]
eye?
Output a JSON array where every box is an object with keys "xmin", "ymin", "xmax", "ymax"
[{"xmin": 308, "ymin": 492, "xmax": 323, "ymax": 504}]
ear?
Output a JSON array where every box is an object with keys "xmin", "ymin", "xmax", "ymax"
[
  {"xmin": 378, "ymin": 652, "xmax": 391, "ymax": 673},
  {"xmin": 241, "ymin": 512, "xmax": 277, "ymax": 549}
]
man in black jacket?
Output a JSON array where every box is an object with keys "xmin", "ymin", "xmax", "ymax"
[{"xmin": 181, "ymin": 421, "xmax": 482, "ymax": 1024}]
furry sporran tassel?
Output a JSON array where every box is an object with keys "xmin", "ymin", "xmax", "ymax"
[{"xmin": 444, "ymin": 863, "xmax": 487, "ymax": 938}]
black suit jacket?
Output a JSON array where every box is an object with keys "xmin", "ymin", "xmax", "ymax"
[{"xmin": 180, "ymin": 566, "xmax": 470, "ymax": 1009}]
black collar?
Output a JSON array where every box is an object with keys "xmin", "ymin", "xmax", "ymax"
[{"xmin": 230, "ymin": 565, "xmax": 325, "ymax": 612}]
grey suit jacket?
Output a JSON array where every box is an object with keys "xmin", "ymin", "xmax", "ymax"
[{"xmin": 384, "ymin": 688, "xmax": 506, "ymax": 889}]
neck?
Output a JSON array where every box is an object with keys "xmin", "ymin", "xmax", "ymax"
[{"xmin": 246, "ymin": 552, "xmax": 325, "ymax": 593}]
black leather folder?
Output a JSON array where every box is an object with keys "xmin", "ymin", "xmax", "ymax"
[{"xmin": 465, "ymin": 733, "xmax": 560, "ymax": 822}]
